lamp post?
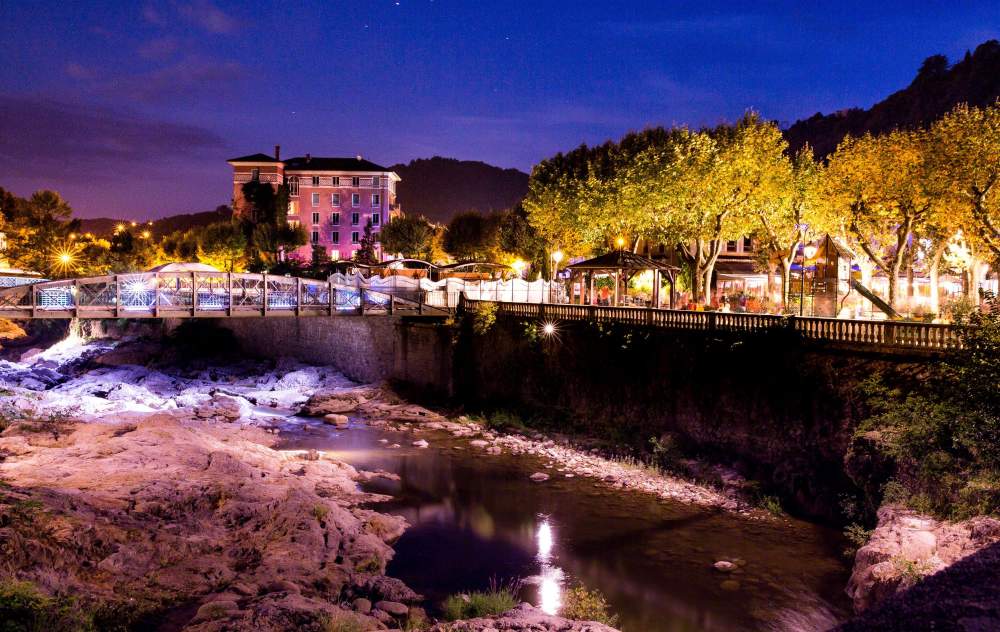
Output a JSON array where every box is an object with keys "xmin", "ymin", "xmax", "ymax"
[{"xmin": 800, "ymin": 243, "xmax": 818, "ymax": 316}]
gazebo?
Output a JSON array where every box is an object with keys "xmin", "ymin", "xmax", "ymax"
[{"xmin": 566, "ymin": 251, "xmax": 680, "ymax": 308}]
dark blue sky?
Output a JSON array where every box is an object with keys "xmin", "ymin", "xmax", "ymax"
[{"xmin": 1, "ymin": 1, "xmax": 997, "ymax": 219}]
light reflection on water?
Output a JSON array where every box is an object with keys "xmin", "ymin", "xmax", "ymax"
[{"xmin": 279, "ymin": 420, "xmax": 851, "ymax": 631}]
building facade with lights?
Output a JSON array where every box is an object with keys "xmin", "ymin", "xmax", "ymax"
[{"xmin": 227, "ymin": 147, "xmax": 401, "ymax": 261}]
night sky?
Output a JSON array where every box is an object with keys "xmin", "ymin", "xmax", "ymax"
[{"xmin": 1, "ymin": 1, "xmax": 997, "ymax": 219}]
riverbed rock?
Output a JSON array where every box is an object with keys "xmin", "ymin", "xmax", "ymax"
[
  {"xmin": 847, "ymin": 504, "xmax": 1000, "ymax": 613},
  {"xmin": 193, "ymin": 393, "xmax": 253, "ymax": 422},
  {"xmin": 300, "ymin": 387, "xmax": 373, "ymax": 416},
  {"xmin": 0, "ymin": 412, "xmax": 408, "ymax": 630},
  {"xmin": 714, "ymin": 560, "xmax": 737, "ymax": 572},
  {"xmin": 470, "ymin": 439, "xmax": 490, "ymax": 448},
  {"xmin": 375, "ymin": 600, "xmax": 409, "ymax": 616},
  {"xmin": 529, "ymin": 472, "xmax": 550, "ymax": 482},
  {"xmin": 412, "ymin": 439, "xmax": 429, "ymax": 448},
  {"xmin": 429, "ymin": 602, "xmax": 620, "ymax": 631},
  {"xmin": 353, "ymin": 597, "xmax": 372, "ymax": 614},
  {"xmin": 323, "ymin": 413, "xmax": 350, "ymax": 427}
]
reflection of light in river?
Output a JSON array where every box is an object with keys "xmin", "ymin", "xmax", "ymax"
[{"xmin": 536, "ymin": 517, "xmax": 565, "ymax": 615}]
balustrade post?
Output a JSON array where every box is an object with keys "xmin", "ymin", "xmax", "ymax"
[
  {"xmin": 261, "ymin": 273, "xmax": 268, "ymax": 316},
  {"xmin": 295, "ymin": 277, "xmax": 302, "ymax": 317},
  {"xmin": 885, "ymin": 321, "xmax": 897, "ymax": 347},
  {"xmin": 328, "ymin": 280, "xmax": 334, "ymax": 316},
  {"xmin": 153, "ymin": 273, "xmax": 159, "ymax": 318},
  {"xmin": 227, "ymin": 273, "xmax": 233, "ymax": 317},
  {"xmin": 707, "ymin": 311, "xmax": 716, "ymax": 331},
  {"xmin": 359, "ymin": 288, "xmax": 366, "ymax": 316},
  {"xmin": 191, "ymin": 272, "xmax": 198, "ymax": 316}
]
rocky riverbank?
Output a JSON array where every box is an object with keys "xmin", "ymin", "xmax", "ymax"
[
  {"xmin": 846, "ymin": 505, "xmax": 1000, "ymax": 613},
  {"xmin": 0, "ymin": 333, "xmax": 621, "ymax": 631}
]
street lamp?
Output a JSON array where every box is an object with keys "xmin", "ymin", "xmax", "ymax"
[
  {"xmin": 511, "ymin": 259, "xmax": 526, "ymax": 302},
  {"xmin": 616, "ymin": 236, "xmax": 625, "ymax": 250},
  {"xmin": 800, "ymin": 243, "xmax": 818, "ymax": 316}
]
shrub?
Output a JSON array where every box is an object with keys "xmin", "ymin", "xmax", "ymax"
[
  {"xmin": 0, "ymin": 580, "xmax": 90, "ymax": 631},
  {"xmin": 560, "ymin": 584, "xmax": 619, "ymax": 627},
  {"xmin": 321, "ymin": 612, "xmax": 369, "ymax": 632},
  {"xmin": 843, "ymin": 523, "xmax": 874, "ymax": 557},
  {"xmin": 855, "ymin": 292, "xmax": 1000, "ymax": 518},
  {"xmin": 441, "ymin": 579, "xmax": 519, "ymax": 621},
  {"xmin": 311, "ymin": 504, "xmax": 329, "ymax": 523},
  {"xmin": 470, "ymin": 301, "xmax": 497, "ymax": 335}
]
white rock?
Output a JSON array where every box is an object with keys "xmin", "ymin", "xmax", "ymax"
[
  {"xmin": 529, "ymin": 472, "xmax": 550, "ymax": 482},
  {"xmin": 412, "ymin": 439, "xmax": 429, "ymax": 448}
]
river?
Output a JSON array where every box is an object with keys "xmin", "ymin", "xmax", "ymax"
[{"xmin": 280, "ymin": 418, "xmax": 852, "ymax": 631}]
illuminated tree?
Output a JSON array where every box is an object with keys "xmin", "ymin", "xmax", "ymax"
[
  {"xmin": 353, "ymin": 220, "xmax": 379, "ymax": 265},
  {"xmin": 752, "ymin": 145, "xmax": 831, "ymax": 309},
  {"xmin": 379, "ymin": 214, "xmax": 436, "ymax": 259},
  {"xmin": 930, "ymin": 101, "xmax": 1000, "ymax": 261},
  {"xmin": 198, "ymin": 221, "xmax": 247, "ymax": 272},
  {"xmin": 825, "ymin": 130, "xmax": 936, "ymax": 310}
]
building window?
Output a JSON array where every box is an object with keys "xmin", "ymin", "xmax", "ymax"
[
  {"xmin": 331, "ymin": 193, "xmax": 340, "ymax": 206},
  {"xmin": 311, "ymin": 230, "xmax": 319, "ymax": 244},
  {"xmin": 332, "ymin": 176, "xmax": 340, "ymax": 186},
  {"xmin": 311, "ymin": 176, "xmax": 320, "ymax": 186},
  {"xmin": 371, "ymin": 212, "xmax": 380, "ymax": 226},
  {"xmin": 331, "ymin": 231, "xmax": 340, "ymax": 244},
  {"xmin": 331, "ymin": 212, "xmax": 340, "ymax": 225},
  {"xmin": 330, "ymin": 249, "xmax": 340, "ymax": 260},
  {"xmin": 312, "ymin": 212, "xmax": 320, "ymax": 225},
  {"xmin": 372, "ymin": 175, "xmax": 380, "ymax": 187},
  {"xmin": 351, "ymin": 212, "xmax": 360, "ymax": 225},
  {"xmin": 352, "ymin": 193, "xmax": 360, "ymax": 207},
  {"xmin": 351, "ymin": 231, "xmax": 360, "ymax": 244},
  {"xmin": 352, "ymin": 176, "xmax": 360, "ymax": 187},
  {"xmin": 727, "ymin": 240, "xmax": 738, "ymax": 252},
  {"xmin": 288, "ymin": 177, "xmax": 299, "ymax": 196},
  {"xmin": 743, "ymin": 236, "xmax": 753, "ymax": 252},
  {"xmin": 251, "ymin": 168, "xmax": 259, "ymax": 181},
  {"xmin": 311, "ymin": 192, "xmax": 320, "ymax": 207},
  {"xmin": 371, "ymin": 193, "xmax": 380, "ymax": 207}
]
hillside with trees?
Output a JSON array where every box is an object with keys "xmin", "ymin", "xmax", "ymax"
[
  {"xmin": 785, "ymin": 40, "xmax": 1000, "ymax": 157},
  {"xmin": 79, "ymin": 207, "xmax": 233, "ymax": 238},
  {"xmin": 390, "ymin": 157, "xmax": 529, "ymax": 224}
]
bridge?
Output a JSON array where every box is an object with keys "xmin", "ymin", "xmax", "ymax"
[
  {"xmin": 0, "ymin": 272, "xmax": 448, "ymax": 319},
  {"xmin": 466, "ymin": 298, "xmax": 966, "ymax": 351}
]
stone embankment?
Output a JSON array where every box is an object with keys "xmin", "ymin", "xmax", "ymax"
[
  {"xmin": 846, "ymin": 505, "xmax": 1000, "ymax": 613},
  {"xmin": 0, "ymin": 336, "xmax": 620, "ymax": 631}
]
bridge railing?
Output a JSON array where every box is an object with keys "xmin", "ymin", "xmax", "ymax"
[
  {"xmin": 463, "ymin": 298, "xmax": 965, "ymax": 351},
  {"xmin": 0, "ymin": 272, "xmax": 449, "ymax": 319}
]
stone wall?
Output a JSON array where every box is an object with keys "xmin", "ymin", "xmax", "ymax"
[
  {"xmin": 214, "ymin": 316, "xmax": 452, "ymax": 394},
  {"xmin": 451, "ymin": 316, "xmax": 928, "ymax": 520}
]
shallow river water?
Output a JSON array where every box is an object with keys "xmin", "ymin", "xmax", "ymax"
[{"xmin": 281, "ymin": 419, "xmax": 851, "ymax": 631}]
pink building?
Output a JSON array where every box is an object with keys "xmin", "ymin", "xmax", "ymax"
[{"xmin": 227, "ymin": 147, "xmax": 401, "ymax": 261}]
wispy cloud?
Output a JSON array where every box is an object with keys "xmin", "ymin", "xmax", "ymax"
[
  {"xmin": 138, "ymin": 36, "xmax": 180, "ymax": 60},
  {"xmin": 606, "ymin": 14, "xmax": 768, "ymax": 37},
  {"xmin": 178, "ymin": 0, "xmax": 240, "ymax": 34},
  {"xmin": 142, "ymin": 4, "xmax": 167, "ymax": 26},
  {"xmin": 64, "ymin": 62, "xmax": 96, "ymax": 80},
  {"xmin": 101, "ymin": 55, "xmax": 248, "ymax": 104},
  {"xmin": 0, "ymin": 96, "xmax": 224, "ymax": 180}
]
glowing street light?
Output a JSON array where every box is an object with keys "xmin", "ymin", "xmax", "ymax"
[
  {"xmin": 115, "ymin": 223, "xmax": 126, "ymax": 234},
  {"xmin": 616, "ymin": 236, "xmax": 625, "ymax": 250},
  {"xmin": 141, "ymin": 230, "xmax": 151, "ymax": 239},
  {"xmin": 542, "ymin": 322, "xmax": 557, "ymax": 336},
  {"xmin": 512, "ymin": 258, "xmax": 526, "ymax": 276}
]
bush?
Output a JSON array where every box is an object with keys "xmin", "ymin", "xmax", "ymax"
[
  {"xmin": 470, "ymin": 301, "xmax": 497, "ymax": 335},
  {"xmin": 560, "ymin": 584, "xmax": 619, "ymax": 627},
  {"xmin": 856, "ymin": 292, "xmax": 1000, "ymax": 518},
  {"xmin": 843, "ymin": 523, "xmax": 874, "ymax": 557},
  {"xmin": 0, "ymin": 580, "xmax": 90, "ymax": 632},
  {"xmin": 441, "ymin": 579, "xmax": 519, "ymax": 621}
]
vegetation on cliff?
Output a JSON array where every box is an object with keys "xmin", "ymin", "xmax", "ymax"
[{"xmin": 855, "ymin": 292, "xmax": 1000, "ymax": 519}]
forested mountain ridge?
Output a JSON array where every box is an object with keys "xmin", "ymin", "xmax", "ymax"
[
  {"xmin": 389, "ymin": 157, "xmax": 529, "ymax": 224},
  {"xmin": 784, "ymin": 39, "xmax": 1000, "ymax": 156}
]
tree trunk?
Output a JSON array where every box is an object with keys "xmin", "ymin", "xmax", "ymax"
[
  {"xmin": 780, "ymin": 257, "xmax": 793, "ymax": 311},
  {"xmin": 929, "ymin": 243, "xmax": 946, "ymax": 315}
]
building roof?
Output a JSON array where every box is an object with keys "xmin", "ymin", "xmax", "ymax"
[
  {"xmin": 227, "ymin": 153, "xmax": 282, "ymax": 163},
  {"xmin": 283, "ymin": 156, "xmax": 391, "ymax": 172},
  {"xmin": 567, "ymin": 250, "xmax": 680, "ymax": 272}
]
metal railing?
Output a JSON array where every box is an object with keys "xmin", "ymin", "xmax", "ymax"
[
  {"xmin": 463, "ymin": 298, "xmax": 965, "ymax": 351},
  {"xmin": 0, "ymin": 273, "xmax": 449, "ymax": 320}
]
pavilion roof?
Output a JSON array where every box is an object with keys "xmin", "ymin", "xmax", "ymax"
[{"xmin": 566, "ymin": 250, "xmax": 680, "ymax": 272}]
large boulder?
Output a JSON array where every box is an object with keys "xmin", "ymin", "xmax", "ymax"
[
  {"xmin": 847, "ymin": 505, "xmax": 1000, "ymax": 613},
  {"xmin": 194, "ymin": 393, "xmax": 254, "ymax": 422},
  {"xmin": 300, "ymin": 388, "xmax": 375, "ymax": 417}
]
